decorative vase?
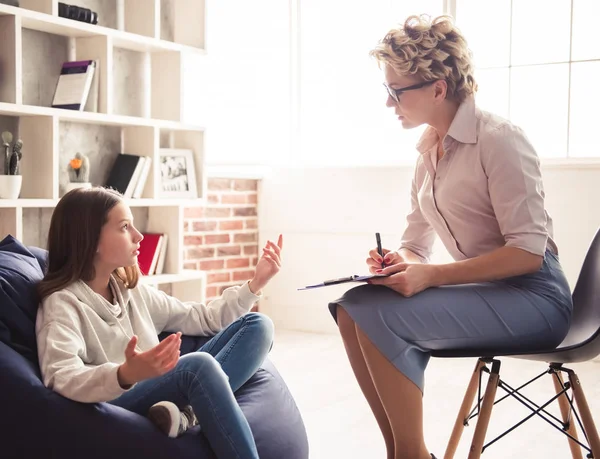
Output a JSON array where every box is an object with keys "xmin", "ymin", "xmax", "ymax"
[
  {"xmin": 64, "ymin": 182, "xmax": 92, "ymax": 195},
  {"xmin": 0, "ymin": 175, "xmax": 22, "ymax": 199}
]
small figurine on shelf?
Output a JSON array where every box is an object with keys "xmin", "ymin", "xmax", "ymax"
[
  {"xmin": 0, "ymin": 130, "xmax": 24, "ymax": 199},
  {"xmin": 64, "ymin": 152, "xmax": 92, "ymax": 194}
]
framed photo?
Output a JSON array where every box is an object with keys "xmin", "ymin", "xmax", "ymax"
[{"xmin": 157, "ymin": 149, "xmax": 198, "ymax": 199}]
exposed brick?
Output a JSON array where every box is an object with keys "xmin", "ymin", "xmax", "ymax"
[
  {"xmin": 226, "ymin": 258, "xmax": 250, "ymax": 269},
  {"xmin": 219, "ymin": 220, "xmax": 244, "ymax": 231},
  {"xmin": 183, "ymin": 261, "xmax": 198, "ymax": 270},
  {"xmin": 184, "ymin": 207, "xmax": 204, "ymax": 218},
  {"xmin": 207, "ymin": 194, "xmax": 219, "ymax": 204},
  {"xmin": 208, "ymin": 178, "xmax": 232, "ymax": 191},
  {"xmin": 217, "ymin": 245, "xmax": 242, "ymax": 256},
  {"xmin": 247, "ymin": 194, "xmax": 258, "ymax": 204},
  {"xmin": 190, "ymin": 220, "xmax": 217, "ymax": 232},
  {"xmin": 243, "ymin": 245, "xmax": 258, "ymax": 255},
  {"xmin": 205, "ymin": 207, "xmax": 231, "ymax": 218},
  {"xmin": 199, "ymin": 259, "xmax": 225, "ymax": 270},
  {"xmin": 205, "ymin": 234, "xmax": 230, "ymax": 244},
  {"xmin": 206, "ymin": 286, "xmax": 219, "ymax": 298},
  {"xmin": 251, "ymin": 257, "xmax": 259, "ymax": 266},
  {"xmin": 221, "ymin": 194, "xmax": 248, "ymax": 205},
  {"xmin": 233, "ymin": 179, "xmax": 258, "ymax": 191},
  {"xmin": 233, "ymin": 207, "xmax": 257, "ymax": 217},
  {"xmin": 184, "ymin": 235, "xmax": 203, "ymax": 246},
  {"xmin": 187, "ymin": 247, "xmax": 215, "ymax": 259},
  {"xmin": 232, "ymin": 270, "xmax": 256, "ymax": 281},
  {"xmin": 245, "ymin": 219, "xmax": 257, "ymax": 229},
  {"xmin": 208, "ymin": 272, "xmax": 231, "ymax": 283},
  {"xmin": 234, "ymin": 233, "xmax": 257, "ymax": 243}
]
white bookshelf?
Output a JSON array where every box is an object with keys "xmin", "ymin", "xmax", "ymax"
[{"xmin": 0, "ymin": 0, "xmax": 207, "ymax": 302}]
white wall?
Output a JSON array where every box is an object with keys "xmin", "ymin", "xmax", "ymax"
[{"xmin": 258, "ymin": 165, "xmax": 600, "ymax": 333}]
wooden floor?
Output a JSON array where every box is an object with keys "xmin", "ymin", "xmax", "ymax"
[{"xmin": 268, "ymin": 329, "xmax": 600, "ymax": 459}]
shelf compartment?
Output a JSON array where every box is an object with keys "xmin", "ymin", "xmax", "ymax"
[
  {"xmin": 160, "ymin": 0, "xmax": 205, "ymax": 49},
  {"xmin": 112, "ymin": 45, "xmax": 148, "ymax": 118},
  {"xmin": 0, "ymin": 114, "xmax": 56, "ymax": 199},
  {"xmin": 22, "ymin": 206, "xmax": 52, "ymax": 247},
  {"xmin": 0, "ymin": 14, "xmax": 20, "ymax": 104},
  {"xmin": 141, "ymin": 269, "xmax": 206, "ymax": 303},
  {"xmin": 0, "ymin": 207, "xmax": 21, "ymax": 240},
  {"xmin": 158, "ymin": 127, "xmax": 205, "ymax": 201}
]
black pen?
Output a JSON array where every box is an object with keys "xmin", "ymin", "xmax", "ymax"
[{"xmin": 376, "ymin": 232, "xmax": 386, "ymax": 268}]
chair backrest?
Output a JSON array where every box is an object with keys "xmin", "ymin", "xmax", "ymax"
[{"xmin": 559, "ymin": 227, "xmax": 600, "ymax": 348}]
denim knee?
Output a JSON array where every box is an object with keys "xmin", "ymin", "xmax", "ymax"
[
  {"xmin": 244, "ymin": 312, "xmax": 274, "ymax": 349},
  {"xmin": 176, "ymin": 352, "xmax": 229, "ymax": 385}
]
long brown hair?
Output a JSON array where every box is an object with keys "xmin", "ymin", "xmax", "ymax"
[{"xmin": 38, "ymin": 187, "xmax": 140, "ymax": 300}]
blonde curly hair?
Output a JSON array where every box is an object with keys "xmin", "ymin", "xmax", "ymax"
[{"xmin": 370, "ymin": 15, "xmax": 478, "ymax": 102}]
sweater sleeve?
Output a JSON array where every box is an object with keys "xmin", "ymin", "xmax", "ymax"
[
  {"xmin": 142, "ymin": 281, "xmax": 261, "ymax": 336},
  {"xmin": 36, "ymin": 319, "xmax": 130, "ymax": 403}
]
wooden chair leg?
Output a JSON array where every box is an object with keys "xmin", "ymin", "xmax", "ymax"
[
  {"xmin": 552, "ymin": 371, "xmax": 583, "ymax": 459},
  {"xmin": 444, "ymin": 359, "xmax": 486, "ymax": 459},
  {"xmin": 467, "ymin": 360, "xmax": 501, "ymax": 459},
  {"xmin": 567, "ymin": 370, "xmax": 600, "ymax": 458}
]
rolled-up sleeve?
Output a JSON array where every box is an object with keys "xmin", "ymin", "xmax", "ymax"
[
  {"xmin": 483, "ymin": 124, "xmax": 548, "ymax": 256},
  {"xmin": 399, "ymin": 161, "xmax": 436, "ymax": 262}
]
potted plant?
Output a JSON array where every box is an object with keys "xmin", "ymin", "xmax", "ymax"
[
  {"xmin": 0, "ymin": 131, "xmax": 23, "ymax": 199},
  {"xmin": 64, "ymin": 152, "xmax": 91, "ymax": 194}
]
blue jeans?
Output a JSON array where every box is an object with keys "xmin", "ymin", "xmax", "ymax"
[{"xmin": 109, "ymin": 312, "xmax": 274, "ymax": 459}]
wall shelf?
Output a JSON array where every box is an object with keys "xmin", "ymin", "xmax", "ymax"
[{"xmin": 0, "ymin": 0, "xmax": 207, "ymax": 300}]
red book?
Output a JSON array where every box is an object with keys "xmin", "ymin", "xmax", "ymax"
[{"xmin": 138, "ymin": 233, "xmax": 163, "ymax": 275}]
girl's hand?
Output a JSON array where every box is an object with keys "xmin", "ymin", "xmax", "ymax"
[
  {"xmin": 368, "ymin": 262, "xmax": 438, "ymax": 297},
  {"xmin": 248, "ymin": 234, "xmax": 283, "ymax": 294},
  {"xmin": 366, "ymin": 248, "xmax": 407, "ymax": 274},
  {"xmin": 117, "ymin": 332, "xmax": 182, "ymax": 387}
]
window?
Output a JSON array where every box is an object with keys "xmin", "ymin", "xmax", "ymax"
[
  {"xmin": 297, "ymin": 0, "xmax": 445, "ymax": 166},
  {"xmin": 455, "ymin": 0, "xmax": 600, "ymax": 158},
  {"xmin": 189, "ymin": 0, "xmax": 291, "ymax": 166}
]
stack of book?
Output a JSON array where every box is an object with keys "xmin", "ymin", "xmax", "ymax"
[
  {"xmin": 138, "ymin": 233, "xmax": 168, "ymax": 276},
  {"xmin": 104, "ymin": 154, "xmax": 152, "ymax": 199}
]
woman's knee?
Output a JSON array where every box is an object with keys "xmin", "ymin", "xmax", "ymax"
[
  {"xmin": 243, "ymin": 312, "xmax": 274, "ymax": 345},
  {"xmin": 178, "ymin": 351, "xmax": 224, "ymax": 377}
]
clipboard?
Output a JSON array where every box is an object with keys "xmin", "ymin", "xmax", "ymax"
[{"xmin": 298, "ymin": 273, "xmax": 389, "ymax": 290}]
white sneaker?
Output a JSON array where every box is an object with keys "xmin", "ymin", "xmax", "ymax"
[{"xmin": 147, "ymin": 401, "xmax": 198, "ymax": 438}]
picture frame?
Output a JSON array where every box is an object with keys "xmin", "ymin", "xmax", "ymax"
[{"xmin": 157, "ymin": 148, "xmax": 198, "ymax": 199}]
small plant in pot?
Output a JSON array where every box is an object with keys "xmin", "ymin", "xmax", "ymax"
[
  {"xmin": 0, "ymin": 130, "xmax": 23, "ymax": 199},
  {"xmin": 64, "ymin": 152, "xmax": 92, "ymax": 195}
]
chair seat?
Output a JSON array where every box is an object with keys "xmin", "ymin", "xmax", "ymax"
[{"xmin": 431, "ymin": 329, "xmax": 600, "ymax": 364}]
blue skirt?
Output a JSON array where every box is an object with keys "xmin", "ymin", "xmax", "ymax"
[{"xmin": 329, "ymin": 250, "xmax": 573, "ymax": 392}]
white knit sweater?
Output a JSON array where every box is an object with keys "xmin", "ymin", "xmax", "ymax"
[{"xmin": 36, "ymin": 275, "xmax": 260, "ymax": 403}]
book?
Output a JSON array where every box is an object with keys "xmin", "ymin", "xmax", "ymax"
[
  {"xmin": 132, "ymin": 156, "xmax": 152, "ymax": 199},
  {"xmin": 104, "ymin": 154, "xmax": 147, "ymax": 199},
  {"xmin": 52, "ymin": 60, "xmax": 96, "ymax": 111},
  {"xmin": 138, "ymin": 233, "xmax": 164, "ymax": 276},
  {"xmin": 298, "ymin": 273, "xmax": 389, "ymax": 290}
]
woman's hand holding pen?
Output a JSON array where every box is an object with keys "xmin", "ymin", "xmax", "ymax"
[
  {"xmin": 248, "ymin": 234, "xmax": 283, "ymax": 294},
  {"xmin": 367, "ymin": 248, "xmax": 406, "ymax": 274},
  {"xmin": 368, "ymin": 262, "xmax": 437, "ymax": 297},
  {"xmin": 117, "ymin": 332, "xmax": 182, "ymax": 387}
]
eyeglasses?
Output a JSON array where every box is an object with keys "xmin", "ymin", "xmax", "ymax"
[{"xmin": 383, "ymin": 80, "xmax": 437, "ymax": 103}]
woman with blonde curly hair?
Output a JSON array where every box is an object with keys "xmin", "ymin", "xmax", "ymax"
[{"xmin": 328, "ymin": 15, "xmax": 572, "ymax": 459}]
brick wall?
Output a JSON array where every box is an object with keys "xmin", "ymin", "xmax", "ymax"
[{"xmin": 183, "ymin": 178, "xmax": 259, "ymax": 304}]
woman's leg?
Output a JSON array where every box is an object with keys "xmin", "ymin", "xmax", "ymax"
[
  {"xmin": 110, "ymin": 352, "xmax": 258, "ymax": 459},
  {"xmin": 199, "ymin": 312, "xmax": 274, "ymax": 392},
  {"xmin": 337, "ymin": 305, "xmax": 396, "ymax": 459},
  {"xmin": 355, "ymin": 324, "xmax": 430, "ymax": 459}
]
